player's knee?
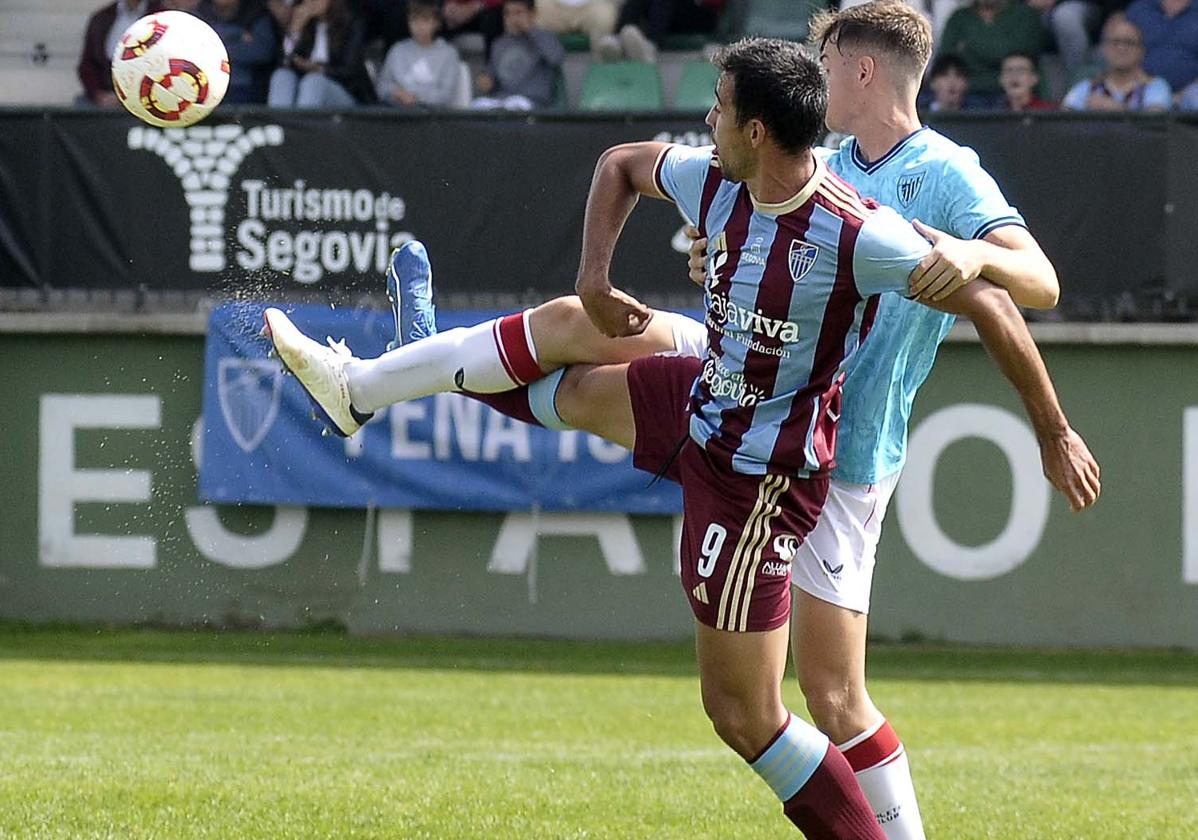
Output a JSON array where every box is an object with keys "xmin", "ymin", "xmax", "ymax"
[
  {"xmin": 799, "ymin": 678, "xmax": 873, "ymax": 743},
  {"xmin": 702, "ymin": 694, "xmax": 783, "ymax": 759},
  {"xmin": 529, "ymin": 297, "xmax": 588, "ymax": 364}
]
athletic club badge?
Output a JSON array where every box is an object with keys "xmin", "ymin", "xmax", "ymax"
[
  {"xmin": 897, "ymin": 171, "xmax": 925, "ymax": 207},
  {"xmin": 788, "ymin": 239, "xmax": 819, "ymax": 282}
]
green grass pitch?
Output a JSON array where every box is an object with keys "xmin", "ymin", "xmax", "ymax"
[{"xmin": 0, "ymin": 626, "xmax": 1195, "ymax": 839}]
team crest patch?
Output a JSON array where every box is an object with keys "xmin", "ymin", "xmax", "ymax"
[
  {"xmin": 218, "ymin": 357, "xmax": 284, "ymax": 453},
  {"xmin": 788, "ymin": 239, "xmax": 819, "ymax": 282},
  {"xmin": 897, "ymin": 171, "xmax": 925, "ymax": 207}
]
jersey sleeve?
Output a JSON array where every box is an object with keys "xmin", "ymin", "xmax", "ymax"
[
  {"xmin": 852, "ymin": 206, "xmax": 932, "ymax": 298},
  {"xmin": 935, "ymin": 147, "xmax": 1027, "ymax": 241},
  {"xmin": 652, "ymin": 144, "xmax": 716, "ymax": 226}
]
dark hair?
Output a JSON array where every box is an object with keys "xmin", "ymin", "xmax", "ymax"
[
  {"xmin": 929, "ymin": 53, "xmax": 968, "ymax": 79},
  {"xmin": 408, "ymin": 0, "xmax": 440, "ymax": 19},
  {"xmin": 711, "ymin": 38, "xmax": 826, "ymax": 156},
  {"xmin": 504, "ymin": 0, "xmax": 535, "ymax": 8},
  {"xmin": 1002, "ymin": 51, "xmax": 1038, "ymax": 68}
]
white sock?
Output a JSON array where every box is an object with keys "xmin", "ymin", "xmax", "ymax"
[
  {"xmin": 346, "ymin": 311, "xmax": 543, "ymax": 412},
  {"xmin": 838, "ymin": 719, "xmax": 926, "ymax": 840}
]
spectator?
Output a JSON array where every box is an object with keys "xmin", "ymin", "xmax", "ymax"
[
  {"xmin": 376, "ymin": 1, "xmax": 461, "ymax": 107},
  {"xmin": 1062, "ymin": 13, "xmax": 1172, "ymax": 110},
  {"xmin": 198, "ymin": 0, "xmax": 279, "ymax": 104},
  {"xmin": 1000, "ymin": 51, "xmax": 1055, "ymax": 109},
  {"xmin": 615, "ymin": 0, "xmax": 723, "ymax": 63},
  {"xmin": 1126, "ymin": 0, "xmax": 1198, "ymax": 92},
  {"xmin": 77, "ymin": 0, "xmax": 163, "ymax": 107},
  {"xmin": 1180, "ymin": 79, "xmax": 1198, "ymax": 108},
  {"xmin": 927, "ymin": 52, "xmax": 970, "ymax": 111},
  {"xmin": 352, "ymin": 0, "xmax": 411, "ymax": 49},
  {"xmin": 537, "ymin": 0, "xmax": 622, "ymax": 60},
  {"xmin": 442, "ymin": 0, "xmax": 505, "ymax": 55},
  {"xmin": 268, "ymin": 0, "xmax": 375, "ymax": 106},
  {"xmin": 1025, "ymin": 0, "xmax": 1101, "ymax": 79},
  {"xmin": 939, "ymin": 0, "xmax": 1047, "ymax": 106},
  {"xmin": 472, "ymin": 0, "xmax": 565, "ymax": 110}
]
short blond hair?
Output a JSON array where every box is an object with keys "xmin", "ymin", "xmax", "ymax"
[{"xmin": 809, "ymin": 1, "xmax": 933, "ymax": 81}]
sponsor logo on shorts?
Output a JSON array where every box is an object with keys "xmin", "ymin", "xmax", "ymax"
[
  {"xmin": 691, "ymin": 582, "xmax": 710, "ymax": 604},
  {"xmin": 762, "ymin": 560, "xmax": 791, "ymax": 577},
  {"xmin": 772, "ymin": 534, "xmax": 800, "ymax": 562},
  {"xmin": 821, "ymin": 558, "xmax": 845, "ymax": 579}
]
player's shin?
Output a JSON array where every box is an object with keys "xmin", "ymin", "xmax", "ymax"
[
  {"xmin": 838, "ymin": 720, "xmax": 926, "ymax": 840},
  {"xmin": 750, "ymin": 714, "xmax": 886, "ymax": 840},
  {"xmin": 345, "ymin": 311, "xmax": 546, "ymax": 412}
]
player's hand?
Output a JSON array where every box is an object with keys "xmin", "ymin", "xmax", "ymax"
[
  {"xmin": 909, "ymin": 220, "xmax": 984, "ymax": 302},
  {"xmin": 1039, "ymin": 426, "xmax": 1101, "ymax": 512},
  {"xmin": 685, "ymin": 226, "xmax": 707, "ymax": 286},
  {"xmin": 578, "ymin": 284, "xmax": 653, "ymax": 337}
]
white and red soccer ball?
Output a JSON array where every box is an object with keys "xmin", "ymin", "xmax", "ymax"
[{"xmin": 111, "ymin": 10, "xmax": 230, "ymax": 128}]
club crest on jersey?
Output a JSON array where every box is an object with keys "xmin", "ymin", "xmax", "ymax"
[
  {"xmin": 218, "ymin": 358, "xmax": 284, "ymax": 453},
  {"xmin": 897, "ymin": 171, "xmax": 925, "ymax": 207},
  {"xmin": 788, "ymin": 240, "xmax": 819, "ymax": 282}
]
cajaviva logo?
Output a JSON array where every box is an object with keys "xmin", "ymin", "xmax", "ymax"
[{"xmin": 129, "ymin": 123, "xmax": 413, "ymax": 282}]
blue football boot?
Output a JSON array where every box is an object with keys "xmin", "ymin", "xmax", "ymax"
[{"xmin": 386, "ymin": 241, "xmax": 438, "ymax": 351}]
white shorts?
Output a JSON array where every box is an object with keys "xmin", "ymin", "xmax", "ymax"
[
  {"xmin": 789, "ymin": 473, "xmax": 900, "ymax": 615},
  {"xmin": 664, "ymin": 311, "xmax": 895, "ymax": 614}
]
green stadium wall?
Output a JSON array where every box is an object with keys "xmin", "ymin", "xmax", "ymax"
[{"xmin": 2, "ymin": 320, "xmax": 1196, "ymax": 648}]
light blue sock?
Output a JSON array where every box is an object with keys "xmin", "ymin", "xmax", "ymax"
[
  {"xmin": 527, "ymin": 368, "xmax": 572, "ymax": 430},
  {"xmin": 750, "ymin": 714, "xmax": 830, "ymax": 802}
]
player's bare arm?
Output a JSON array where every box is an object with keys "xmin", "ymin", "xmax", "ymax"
[
  {"xmin": 576, "ymin": 142, "xmax": 672, "ymax": 338},
  {"xmin": 932, "ymin": 280, "xmax": 1101, "ymax": 511},
  {"xmin": 908, "ymin": 222, "xmax": 1060, "ymax": 309}
]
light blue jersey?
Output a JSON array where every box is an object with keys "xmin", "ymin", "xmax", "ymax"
[{"xmin": 823, "ymin": 127, "xmax": 1026, "ymax": 484}]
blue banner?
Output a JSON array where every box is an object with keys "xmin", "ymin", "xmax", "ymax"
[{"xmin": 199, "ymin": 303, "xmax": 683, "ymax": 513}]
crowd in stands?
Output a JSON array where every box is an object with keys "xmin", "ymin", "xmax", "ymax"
[{"xmin": 78, "ymin": 0, "xmax": 1198, "ymax": 112}]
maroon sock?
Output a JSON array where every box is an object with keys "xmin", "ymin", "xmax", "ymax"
[
  {"xmin": 782, "ymin": 743, "xmax": 885, "ymax": 839},
  {"xmin": 462, "ymin": 388, "xmax": 542, "ymax": 427}
]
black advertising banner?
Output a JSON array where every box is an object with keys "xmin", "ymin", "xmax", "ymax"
[
  {"xmin": 1, "ymin": 108, "xmax": 1196, "ymax": 318},
  {"xmin": 0, "ymin": 110, "xmax": 705, "ymax": 305}
]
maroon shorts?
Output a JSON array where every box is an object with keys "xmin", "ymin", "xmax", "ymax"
[{"xmin": 627, "ymin": 355, "xmax": 829, "ymax": 632}]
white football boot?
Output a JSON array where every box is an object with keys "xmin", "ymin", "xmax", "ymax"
[{"xmin": 262, "ymin": 307, "xmax": 374, "ymax": 437}]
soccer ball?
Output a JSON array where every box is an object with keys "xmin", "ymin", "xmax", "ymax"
[{"xmin": 111, "ymin": 11, "xmax": 230, "ymax": 128}]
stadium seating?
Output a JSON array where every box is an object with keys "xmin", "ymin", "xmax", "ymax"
[
  {"xmin": 579, "ymin": 61, "xmax": 664, "ymax": 111},
  {"xmin": 0, "ymin": 0, "xmax": 96, "ymax": 104},
  {"xmin": 741, "ymin": 0, "xmax": 825, "ymax": 42},
  {"xmin": 673, "ymin": 60, "xmax": 720, "ymax": 110}
]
